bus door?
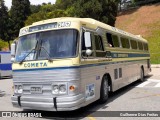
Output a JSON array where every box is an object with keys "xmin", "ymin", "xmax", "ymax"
[{"xmin": 80, "ymin": 30, "xmax": 107, "ymax": 102}]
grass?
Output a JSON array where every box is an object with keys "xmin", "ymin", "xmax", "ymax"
[{"xmin": 116, "ymin": 3, "xmax": 160, "ymax": 64}]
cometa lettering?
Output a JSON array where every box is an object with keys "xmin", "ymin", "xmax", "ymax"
[{"xmin": 24, "ymin": 62, "xmax": 47, "ymax": 68}]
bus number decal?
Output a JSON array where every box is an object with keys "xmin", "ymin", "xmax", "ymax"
[
  {"xmin": 96, "ymin": 76, "xmax": 100, "ymax": 80},
  {"xmin": 85, "ymin": 84, "xmax": 95, "ymax": 101},
  {"xmin": 58, "ymin": 22, "xmax": 71, "ymax": 28}
]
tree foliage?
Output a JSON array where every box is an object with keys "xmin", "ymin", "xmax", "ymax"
[
  {"xmin": 0, "ymin": 0, "xmax": 12, "ymax": 49},
  {"xmin": 25, "ymin": 9, "xmax": 68, "ymax": 26},
  {"xmin": 0, "ymin": 0, "xmax": 120, "ymax": 50},
  {"xmin": 30, "ymin": 5, "xmax": 41, "ymax": 14},
  {"xmin": 25, "ymin": 0, "xmax": 119, "ymax": 26},
  {"xmin": 10, "ymin": 0, "xmax": 31, "ymax": 39},
  {"xmin": 55, "ymin": 0, "xmax": 76, "ymax": 10},
  {"xmin": 72, "ymin": 0, "xmax": 118, "ymax": 26},
  {"xmin": 0, "ymin": 0, "xmax": 9, "ymax": 41}
]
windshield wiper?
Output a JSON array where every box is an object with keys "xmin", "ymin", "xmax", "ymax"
[
  {"xmin": 39, "ymin": 46, "xmax": 53, "ymax": 62},
  {"xmin": 19, "ymin": 40, "xmax": 38, "ymax": 64},
  {"xmin": 19, "ymin": 48, "xmax": 36, "ymax": 64}
]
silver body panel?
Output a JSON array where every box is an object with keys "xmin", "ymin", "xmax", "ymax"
[{"xmin": 12, "ymin": 59, "xmax": 150, "ymax": 111}]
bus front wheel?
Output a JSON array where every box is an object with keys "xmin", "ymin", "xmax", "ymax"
[{"xmin": 99, "ymin": 76, "xmax": 109, "ymax": 103}]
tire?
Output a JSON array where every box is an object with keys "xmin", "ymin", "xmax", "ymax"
[
  {"xmin": 99, "ymin": 76, "xmax": 109, "ymax": 103},
  {"xmin": 139, "ymin": 68, "xmax": 144, "ymax": 82}
]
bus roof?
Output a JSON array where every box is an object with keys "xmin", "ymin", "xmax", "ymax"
[{"xmin": 22, "ymin": 17, "xmax": 148, "ymax": 43}]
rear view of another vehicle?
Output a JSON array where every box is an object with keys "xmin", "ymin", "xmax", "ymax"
[{"xmin": 0, "ymin": 52, "xmax": 12, "ymax": 79}]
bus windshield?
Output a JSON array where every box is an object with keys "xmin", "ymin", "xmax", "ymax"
[{"xmin": 15, "ymin": 29, "xmax": 78, "ymax": 62}]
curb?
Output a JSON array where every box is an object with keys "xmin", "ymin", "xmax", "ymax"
[
  {"xmin": 147, "ymin": 79, "xmax": 160, "ymax": 82},
  {"xmin": 151, "ymin": 64, "xmax": 160, "ymax": 68}
]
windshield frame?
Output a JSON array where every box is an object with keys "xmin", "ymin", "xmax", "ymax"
[{"xmin": 15, "ymin": 29, "xmax": 79, "ymax": 63}]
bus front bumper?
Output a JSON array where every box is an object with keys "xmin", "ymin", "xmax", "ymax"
[{"xmin": 11, "ymin": 94, "xmax": 85, "ymax": 111}]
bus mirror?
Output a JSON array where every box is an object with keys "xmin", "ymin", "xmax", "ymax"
[
  {"xmin": 86, "ymin": 49, "xmax": 92, "ymax": 56},
  {"xmin": 11, "ymin": 43, "xmax": 16, "ymax": 56},
  {"xmin": 84, "ymin": 32, "xmax": 91, "ymax": 48},
  {"xmin": 11, "ymin": 57, "xmax": 15, "ymax": 62}
]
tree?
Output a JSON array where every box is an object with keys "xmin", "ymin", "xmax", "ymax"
[
  {"xmin": 25, "ymin": 3, "xmax": 69, "ymax": 26},
  {"xmin": 25, "ymin": 10, "xmax": 68, "ymax": 26},
  {"xmin": 55, "ymin": 0, "xmax": 76, "ymax": 10},
  {"xmin": 30, "ymin": 5, "xmax": 41, "ymax": 14},
  {"xmin": 10, "ymin": 0, "xmax": 31, "ymax": 39},
  {"xmin": 72, "ymin": 0, "xmax": 119, "ymax": 26},
  {"xmin": 0, "ymin": 0, "xmax": 11, "ymax": 49}
]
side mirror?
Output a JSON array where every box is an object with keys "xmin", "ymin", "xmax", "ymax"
[
  {"xmin": 84, "ymin": 32, "xmax": 91, "ymax": 47},
  {"xmin": 11, "ymin": 43, "xmax": 16, "ymax": 62},
  {"xmin": 11, "ymin": 43, "xmax": 16, "ymax": 56},
  {"xmin": 86, "ymin": 49, "xmax": 92, "ymax": 56}
]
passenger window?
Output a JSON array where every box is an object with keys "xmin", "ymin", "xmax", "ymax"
[
  {"xmin": 106, "ymin": 33, "xmax": 113, "ymax": 47},
  {"xmin": 143, "ymin": 43, "xmax": 149, "ymax": 51},
  {"xmin": 130, "ymin": 40, "xmax": 138, "ymax": 49},
  {"xmin": 106, "ymin": 33, "xmax": 119, "ymax": 47},
  {"xmin": 112, "ymin": 35, "xmax": 119, "ymax": 47},
  {"xmin": 138, "ymin": 42, "xmax": 143, "ymax": 50},
  {"xmin": 121, "ymin": 37, "xmax": 130, "ymax": 48}
]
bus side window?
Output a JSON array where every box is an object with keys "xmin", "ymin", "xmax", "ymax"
[
  {"xmin": 121, "ymin": 37, "xmax": 130, "ymax": 49},
  {"xmin": 94, "ymin": 35, "xmax": 106, "ymax": 57},
  {"xmin": 138, "ymin": 42, "xmax": 143, "ymax": 50},
  {"xmin": 112, "ymin": 35, "xmax": 119, "ymax": 47},
  {"xmin": 144, "ymin": 43, "xmax": 149, "ymax": 51},
  {"xmin": 130, "ymin": 40, "xmax": 138, "ymax": 50},
  {"xmin": 95, "ymin": 35, "xmax": 104, "ymax": 51},
  {"xmin": 106, "ymin": 33, "xmax": 114, "ymax": 47}
]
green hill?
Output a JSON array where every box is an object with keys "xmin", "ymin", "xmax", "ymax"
[{"xmin": 115, "ymin": 3, "xmax": 160, "ymax": 64}]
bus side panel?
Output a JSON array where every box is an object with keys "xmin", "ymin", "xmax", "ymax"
[
  {"xmin": 80, "ymin": 63, "xmax": 114, "ymax": 106},
  {"xmin": 80, "ymin": 58, "xmax": 150, "ymax": 107},
  {"xmin": 110, "ymin": 59, "xmax": 150, "ymax": 92}
]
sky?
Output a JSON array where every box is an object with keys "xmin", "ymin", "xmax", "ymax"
[{"xmin": 4, "ymin": 0, "xmax": 56, "ymax": 9}]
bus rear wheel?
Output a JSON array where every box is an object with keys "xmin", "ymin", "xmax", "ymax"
[
  {"xmin": 140, "ymin": 68, "xmax": 144, "ymax": 82},
  {"xmin": 99, "ymin": 76, "xmax": 109, "ymax": 103}
]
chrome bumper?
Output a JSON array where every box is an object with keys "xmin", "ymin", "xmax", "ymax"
[{"xmin": 11, "ymin": 94, "xmax": 85, "ymax": 111}]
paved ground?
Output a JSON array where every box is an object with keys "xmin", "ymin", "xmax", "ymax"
[{"xmin": 0, "ymin": 66, "xmax": 160, "ymax": 120}]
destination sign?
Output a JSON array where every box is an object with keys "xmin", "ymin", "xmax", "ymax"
[
  {"xmin": 19, "ymin": 21, "xmax": 71, "ymax": 36},
  {"xmin": 29, "ymin": 21, "xmax": 71, "ymax": 32},
  {"xmin": 29, "ymin": 22, "xmax": 57, "ymax": 32}
]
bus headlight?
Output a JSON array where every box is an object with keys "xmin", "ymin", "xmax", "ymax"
[
  {"xmin": 14, "ymin": 85, "xmax": 23, "ymax": 94},
  {"xmin": 59, "ymin": 85, "xmax": 66, "ymax": 94},
  {"xmin": 52, "ymin": 85, "xmax": 59, "ymax": 94},
  {"xmin": 52, "ymin": 84, "xmax": 67, "ymax": 94}
]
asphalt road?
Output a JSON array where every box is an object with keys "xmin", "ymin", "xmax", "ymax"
[{"xmin": 0, "ymin": 67, "xmax": 160, "ymax": 120}]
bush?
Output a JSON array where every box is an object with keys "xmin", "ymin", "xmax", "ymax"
[{"xmin": 0, "ymin": 40, "xmax": 8, "ymax": 51}]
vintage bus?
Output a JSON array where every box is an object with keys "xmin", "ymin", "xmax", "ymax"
[
  {"xmin": 0, "ymin": 52, "xmax": 12, "ymax": 78},
  {"xmin": 11, "ymin": 17, "xmax": 151, "ymax": 111}
]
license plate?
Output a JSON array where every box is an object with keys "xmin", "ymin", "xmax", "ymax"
[{"xmin": 30, "ymin": 86, "xmax": 42, "ymax": 94}]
